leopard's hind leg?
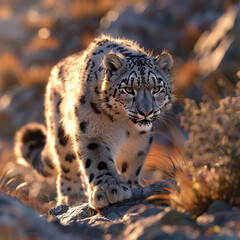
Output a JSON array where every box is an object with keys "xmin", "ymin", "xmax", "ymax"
[{"xmin": 44, "ymin": 67, "xmax": 87, "ymax": 205}]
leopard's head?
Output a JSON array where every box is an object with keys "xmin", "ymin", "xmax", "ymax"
[{"xmin": 102, "ymin": 51, "xmax": 173, "ymax": 131}]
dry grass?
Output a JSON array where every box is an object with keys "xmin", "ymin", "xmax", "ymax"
[
  {"xmin": 0, "ymin": 144, "xmax": 55, "ymax": 214},
  {"xmin": 169, "ymin": 166, "xmax": 240, "ymax": 218}
]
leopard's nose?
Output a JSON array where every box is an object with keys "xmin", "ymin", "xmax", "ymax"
[{"xmin": 137, "ymin": 110, "xmax": 153, "ymax": 117}]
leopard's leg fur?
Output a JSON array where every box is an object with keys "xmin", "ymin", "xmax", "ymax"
[
  {"xmin": 45, "ymin": 71, "xmax": 87, "ymax": 205},
  {"xmin": 115, "ymin": 126, "xmax": 153, "ymax": 188}
]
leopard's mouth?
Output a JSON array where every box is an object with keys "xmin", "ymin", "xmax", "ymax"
[
  {"xmin": 130, "ymin": 118, "xmax": 152, "ymax": 125},
  {"xmin": 128, "ymin": 112, "xmax": 155, "ymax": 126},
  {"xmin": 134, "ymin": 119, "xmax": 153, "ymax": 131},
  {"xmin": 138, "ymin": 119, "xmax": 151, "ymax": 125}
]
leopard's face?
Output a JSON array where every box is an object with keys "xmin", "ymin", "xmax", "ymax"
[
  {"xmin": 118, "ymin": 71, "xmax": 171, "ymax": 130},
  {"xmin": 102, "ymin": 52, "xmax": 173, "ymax": 130}
]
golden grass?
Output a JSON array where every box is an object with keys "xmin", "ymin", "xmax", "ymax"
[{"xmin": 0, "ymin": 145, "xmax": 55, "ymax": 214}]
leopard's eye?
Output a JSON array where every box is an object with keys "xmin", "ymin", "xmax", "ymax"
[
  {"xmin": 124, "ymin": 87, "xmax": 135, "ymax": 95},
  {"xmin": 153, "ymin": 86, "xmax": 162, "ymax": 94}
]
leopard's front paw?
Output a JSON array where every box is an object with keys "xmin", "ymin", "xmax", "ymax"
[{"xmin": 89, "ymin": 179, "xmax": 132, "ymax": 209}]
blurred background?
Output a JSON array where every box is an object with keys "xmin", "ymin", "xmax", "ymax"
[{"xmin": 0, "ymin": 0, "xmax": 239, "ymax": 212}]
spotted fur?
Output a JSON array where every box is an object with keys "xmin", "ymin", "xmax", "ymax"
[{"xmin": 14, "ymin": 35, "xmax": 173, "ymax": 209}]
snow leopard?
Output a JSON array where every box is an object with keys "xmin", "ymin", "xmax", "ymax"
[{"xmin": 14, "ymin": 35, "xmax": 174, "ymax": 209}]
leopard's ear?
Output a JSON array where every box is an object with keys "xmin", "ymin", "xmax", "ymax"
[
  {"xmin": 155, "ymin": 52, "xmax": 173, "ymax": 73},
  {"xmin": 104, "ymin": 54, "xmax": 124, "ymax": 72}
]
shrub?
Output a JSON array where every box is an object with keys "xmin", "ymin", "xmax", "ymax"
[{"xmin": 169, "ymin": 82, "xmax": 240, "ymax": 217}]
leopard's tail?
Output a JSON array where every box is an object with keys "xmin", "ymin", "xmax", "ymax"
[{"xmin": 14, "ymin": 122, "xmax": 56, "ymax": 178}]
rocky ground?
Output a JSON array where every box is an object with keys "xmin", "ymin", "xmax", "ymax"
[{"xmin": 1, "ymin": 181, "xmax": 240, "ymax": 240}]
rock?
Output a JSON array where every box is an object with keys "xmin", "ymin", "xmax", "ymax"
[
  {"xmin": 1, "ymin": 181, "xmax": 240, "ymax": 240},
  {"xmin": 100, "ymin": 0, "xmax": 236, "ymax": 56},
  {"xmin": 22, "ymin": 49, "xmax": 57, "ymax": 66},
  {"xmin": 159, "ymin": 209, "xmax": 199, "ymax": 228},
  {"xmin": 197, "ymin": 202, "xmax": 239, "ymax": 228},
  {"xmin": 215, "ymin": 236, "xmax": 239, "ymax": 240},
  {"xmin": 49, "ymin": 181, "xmax": 172, "ymax": 225},
  {"xmin": 0, "ymin": 16, "xmax": 28, "ymax": 49},
  {"xmin": 0, "ymin": 192, "xmax": 80, "ymax": 240},
  {"xmin": 214, "ymin": 211, "xmax": 239, "ymax": 227},
  {"xmin": 207, "ymin": 200, "xmax": 231, "ymax": 214},
  {"xmin": 0, "ymin": 86, "xmax": 44, "ymax": 139}
]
